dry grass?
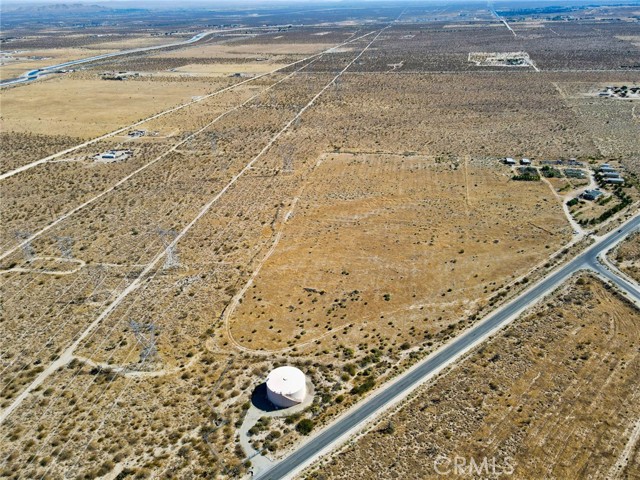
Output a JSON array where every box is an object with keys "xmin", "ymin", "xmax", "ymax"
[
  {"xmin": 229, "ymin": 153, "xmax": 570, "ymax": 353},
  {"xmin": 156, "ymin": 43, "xmax": 340, "ymax": 59},
  {"xmin": 1, "ymin": 22, "xmax": 639, "ymax": 479},
  {"xmin": 313, "ymin": 275, "xmax": 640, "ymax": 480},
  {"xmin": 170, "ymin": 61, "xmax": 290, "ymax": 77},
  {"xmin": 0, "ymin": 77, "xmax": 224, "ymax": 138}
]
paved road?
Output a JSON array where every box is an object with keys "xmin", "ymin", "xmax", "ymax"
[
  {"xmin": 1, "ymin": 31, "xmax": 214, "ymax": 86},
  {"xmin": 257, "ymin": 213, "xmax": 640, "ymax": 480},
  {"xmin": 589, "ymin": 256, "xmax": 640, "ymax": 301}
]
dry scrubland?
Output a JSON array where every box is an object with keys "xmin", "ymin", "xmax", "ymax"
[
  {"xmin": 229, "ymin": 153, "xmax": 569, "ymax": 353},
  {"xmin": 611, "ymin": 231, "xmax": 640, "ymax": 283},
  {"xmin": 0, "ymin": 131, "xmax": 83, "ymax": 174},
  {"xmin": 553, "ymin": 79, "xmax": 640, "ymax": 163},
  {"xmin": 313, "ymin": 275, "xmax": 640, "ymax": 480},
  {"xmin": 0, "ymin": 67, "xmax": 333, "ymax": 387},
  {"xmin": 0, "ymin": 76, "xmax": 232, "ymax": 138},
  {"xmin": 289, "ymin": 21, "xmax": 640, "ymax": 73},
  {"xmin": 0, "ymin": 82, "xmax": 263, "ymax": 248},
  {"xmin": 1, "ymin": 20, "xmax": 640, "ymax": 479}
]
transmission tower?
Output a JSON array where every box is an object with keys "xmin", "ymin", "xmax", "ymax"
[
  {"xmin": 85, "ymin": 264, "xmax": 107, "ymax": 303},
  {"xmin": 280, "ymin": 144, "xmax": 294, "ymax": 174},
  {"xmin": 56, "ymin": 236, "xmax": 74, "ymax": 259},
  {"xmin": 129, "ymin": 320, "xmax": 159, "ymax": 363},
  {"xmin": 283, "ymin": 154, "xmax": 293, "ymax": 173},
  {"xmin": 184, "ymin": 131, "xmax": 195, "ymax": 151},
  {"xmin": 210, "ymin": 133, "xmax": 217, "ymax": 153},
  {"xmin": 14, "ymin": 231, "xmax": 35, "ymax": 262},
  {"xmin": 158, "ymin": 229, "xmax": 180, "ymax": 270}
]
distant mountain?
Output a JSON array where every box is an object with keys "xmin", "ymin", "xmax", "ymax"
[
  {"xmin": 36, "ymin": 3, "xmax": 111, "ymax": 10},
  {"xmin": 3, "ymin": 3, "xmax": 113, "ymax": 13}
]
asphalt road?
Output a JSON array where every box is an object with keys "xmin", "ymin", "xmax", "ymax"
[
  {"xmin": 1, "ymin": 30, "xmax": 214, "ymax": 86},
  {"xmin": 589, "ymin": 257, "xmax": 640, "ymax": 300},
  {"xmin": 257, "ymin": 213, "xmax": 640, "ymax": 480}
]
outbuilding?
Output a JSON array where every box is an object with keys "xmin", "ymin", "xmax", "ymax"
[
  {"xmin": 582, "ymin": 189, "xmax": 603, "ymax": 201},
  {"xmin": 606, "ymin": 178, "xmax": 625, "ymax": 185}
]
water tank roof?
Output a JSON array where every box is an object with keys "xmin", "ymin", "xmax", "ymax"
[{"xmin": 266, "ymin": 366, "xmax": 306, "ymax": 396}]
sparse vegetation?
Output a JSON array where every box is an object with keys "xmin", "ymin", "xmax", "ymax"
[{"xmin": 1, "ymin": 7, "xmax": 639, "ymax": 479}]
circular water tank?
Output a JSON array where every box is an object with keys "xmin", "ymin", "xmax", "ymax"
[{"xmin": 266, "ymin": 366, "xmax": 306, "ymax": 408}]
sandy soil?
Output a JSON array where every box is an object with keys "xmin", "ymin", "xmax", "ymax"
[
  {"xmin": 171, "ymin": 62, "xmax": 290, "ymax": 76},
  {"xmin": 156, "ymin": 43, "xmax": 343, "ymax": 58},
  {"xmin": 229, "ymin": 154, "xmax": 570, "ymax": 352},
  {"xmin": 0, "ymin": 77, "xmax": 221, "ymax": 138},
  {"xmin": 314, "ymin": 275, "xmax": 640, "ymax": 480}
]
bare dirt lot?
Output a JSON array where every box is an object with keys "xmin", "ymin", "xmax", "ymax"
[{"xmin": 312, "ymin": 275, "xmax": 640, "ymax": 480}]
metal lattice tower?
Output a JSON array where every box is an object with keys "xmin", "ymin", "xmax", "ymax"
[
  {"xmin": 56, "ymin": 236, "xmax": 74, "ymax": 259},
  {"xmin": 210, "ymin": 133, "xmax": 217, "ymax": 153},
  {"xmin": 281, "ymin": 145, "xmax": 294, "ymax": 173},
  {"xmin": 184, "ymin": 131, "xmax": 194, "ymax": 150},
  {"xmin": 129, "ymin": 320, "xmax": 159, "ymax": 363},
  {"xmin": 86, "ymin": 264, "xmax": 107, "ymax": 303},
  {"xmin": 158, "ymin": 229, "xmax": 180, "ymax": 270},
  {"xmin": 283, "ymin": 154, "xmax": 293, "ymax": 173},
  {"xmin": 14, "ymin": 231, "xmax": 35, "ymax": 262}
]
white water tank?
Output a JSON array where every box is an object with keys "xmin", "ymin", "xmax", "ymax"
[{"xmin": 266, "ymin": 366, "xmax": 306, "ymax": 408}]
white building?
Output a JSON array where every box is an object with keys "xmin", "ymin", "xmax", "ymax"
[
  {"xmin": 95, "ymin": 149, "xmax": 132, "ymax": 163},
  {"xmin": 266, "ymin": 366, "xmax": 306, "ymax": 408},
  {"xmin": 606, "ymin": 177, "xmax": 625, "ymax": 185}
]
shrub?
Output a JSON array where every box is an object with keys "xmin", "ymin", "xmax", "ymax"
[{"xmin": 296, "ymin": 418, "xmax": 315, "ymax": 435}]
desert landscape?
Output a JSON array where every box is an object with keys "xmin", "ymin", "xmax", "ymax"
[
  {"xmin": 0, "ymin": 1, "xmax": 638, "ymax": 479},
  {"xmin": 311, "ymin": 275, "xmax": 640, "ymax": 479}
]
